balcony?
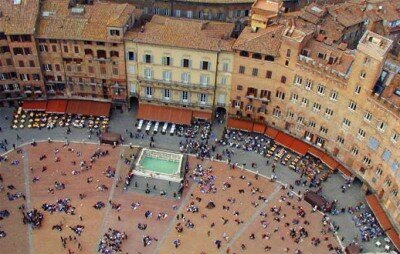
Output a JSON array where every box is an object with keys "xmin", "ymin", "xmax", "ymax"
[{"xmin": 216, "ymin": 102, "xmax": 225, "ymax": 107}]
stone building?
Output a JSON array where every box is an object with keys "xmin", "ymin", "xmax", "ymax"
[
  {"xmin": 0, "ymin": 0, "xmax": 44, "ymax": 107},
  {"xmin": 229, "ymin": 1, "xmax": 400, "ymax": 228},
  {"xmin": 125, "ymin": 15, "xmax": 234, "ymax": 122},
  {"xmin": 35, "ymin": 0, "xmax": 138, "ymax": 109}
]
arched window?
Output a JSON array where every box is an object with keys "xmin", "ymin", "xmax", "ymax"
[
  {"xmin": 286, "ymin": 49, "xmax": 291, "ymax": 57},
  {"xmin": 281, "ymin": 76, "xmax": 287, "ymax": 84},
  {"xmin": 265, "ymin": 55, "xmax": 275, "ymax": 61}
]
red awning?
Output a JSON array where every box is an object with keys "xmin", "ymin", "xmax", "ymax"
[
  {"xmin": 337, "ymin": 164, "xmax": 353, "ymax": 178},
  {"xmin": 321, "ymin": 154, "xmax": 339, "ymax": 170},
  {"xmin": 366, "ymin": 194, "xmax": 392, "ymax": 231},
  {"xmin": 275, "ymin": 132, "xmax": 295, "ymax": 148},
  {"xmin": 192, "ymin": 111, "xmax": 212, "ymax": 121},
  {"xmin": 66, "ymin": 100, "xmax": 81, "ymax": 115},
  {"xmin": 137, "ymin": 104, "xmax": 192, "ymax": 125},
  {"xmin": 308, "ymin": 146, "xmax": 325, "ymax": 159},
  {"xmin": 289, "ymin": 139, "xmax": 310, "ymax": 156},
  {"xmin": 22, "ymin": 100, "xmax": 47, "ymax": 111},
  {"xmin": 88, "ymin": 101, "xmax": 111, "ymax": 117},
  {"xmin": 252, "ymin": 123, "xmax": 266, "ymax": 134},
  {"xmin": 46, "ymin": 99, "xmax": 68, "ymax": 114},
  {"xmin": 264, "ymin": 127, "xmax": 279, "ymax": 139},
  {"xmin": 227, "ymin": 118, "xmax": 253, "ymax": 132},
  {"xmin": 386, "ymin": 228, "xmax": 400, "ymax": 251}
]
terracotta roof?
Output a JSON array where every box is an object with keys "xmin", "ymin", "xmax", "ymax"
[
  {"xmin": 328, "ymin": 3, "xmax": 365, "ymax": 28},
  {"xmin": 381, "ymin": 73, "xmax": 400, "ymax": 108},
  {"xmin": 376, "ymin": 1, "xmax": 400, "ymax": 22},
  {"xmin": 232, "ymin": 25, "xmax": 285, "ymax": 56},
  {"xmin": 131, "ymin": 15, "xmax": 235, "ymax": 52},
  {"xmin": 37, "ymin": 0, "xmax": 135, "ymax": 41},
  {"xmin": 320, "ymin": 15, "xmax": 345, "ymax": 41},
  {"xmin": 0, "ymin": 0, "xmax": 40, "ymax": 35},
  {"xmin": 180, "ymin": 0, "xmax": 254, "ymax": 2}
]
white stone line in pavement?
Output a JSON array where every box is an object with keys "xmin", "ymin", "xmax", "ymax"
[
  {"xmin": 152, "ymin": 183, "xmax": 197, "ymax": 254},
  {"xmin": 223, "ymin": 184, "xmax": 282, "ymax": 253},
  {"xmin": 95, "ymin": 147, "xmax": 125, "ymax": 252},
  {"xmin": 22, "ymin": 148, "xmax": 34, "ymax": 254}
]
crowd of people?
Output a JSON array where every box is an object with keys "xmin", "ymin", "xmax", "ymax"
[{"xmin": 98, "ymin": 228, "xmax": 127, "ymax": 254}]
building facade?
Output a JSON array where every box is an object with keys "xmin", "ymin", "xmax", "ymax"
[
  {"xmin": 0, "ymin": 0, "xmax": 44, "ymax": 107},
  {"xmin": 35, "ymin": 0, "xmax": 138, "ymax": 109},
  {"xmin": 229, "ymin": 3, "xmax": 400, "ymax": 228},
  {"xmin": 125, "ymin": 15, "xmax": 234, "ymax": 119}
]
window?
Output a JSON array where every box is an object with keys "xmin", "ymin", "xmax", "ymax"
[
  {"xmin": 301, "ymin": 97, "xmax": 308, "ymax": 107},
  {"xmin": 337, "ymin": 136, "xmax": 345, "ymax": 145},
  {"xmin": 272, "ymin": 107, "xmax": 281, "ymax": 118},
  {"xmin": 237, "ymin": 85, "xmax": 243, "ymax": 91},
  {"xmin": 252, "ymin": 53, "xmax": 262, "ymax": 60},
  {"xmin": 357, "ymin": 129, "xmax": 366, "ymax": 140},
  {"xmin": 187, "ymin": 10, "xmax": 193, "ymax": 18},
  {"xmin": 144, "ymin": 68, "xmax": 153, "ymax": 79},
  {"xmin": 342, "ymin": 118, "xmax": 351, "ymax": 128},
  {"xmin": 162, "ymin": 71, "xmax": 172, "ymax": 82},
  {"xmin": 164, "ymin": 89, "xmax": 171, "ymax": 99},
  {"xmin": 162, "ymin": 56, "xmax": 172, "ymax": 66},
  {"xmin": 240, "ymin": 51, "xmax": 249, "ymax": 57},
  {"xmin": 252, "ymin": 68, "xmax": 258, "ymax": 76},
  {"xmin": 312, "ymin": 102, "xmax": 321, "ymax": 112},
  {"xmin": 317, "ymin": 84, "xmax": 326, "ymax": 95},
  {"xmin": 308, "ymin": 120, "xmax": 316, "ymax": 128},
  {"xmin": 182, "ymin": 91, "xmax": 189, "ymax": 101},
  {"xmin": 355, "ymin": 85, "xmax": 361, "ymax": 94},
  {"xmin": 74, "ymin": 46, "xmax": 79, "ymax": 54},
  {"xmin": 181, "ymin": 73, "xmax": 191, "ymax": 84},
  {"xmin": 84, "ymin": 49, "xmax": 93, "ymax": 56},
  {"xmin": 266, "ymin": 70, "xmax": 272, "ymax": 79},
  {"xmin": 392, "ymin": 160, "xmax": 399, "ymax": 173},
  {"xmin": 287, "ymin": 111, "xmax": 294, "ymax": 119},
  {"xmin": 13, "ymin": 48, "xmax": 23, "ymax": 55},
  {"xmin": 348, "ymin": 100, "xmax": 357, "ymax": 111},
  {"xmin": 275, "ymin": 90, "xmax": 285, "ymax": 100},
  {"xmin": 294, "ymin": 75, "xmax": 302, "ymax": 86},
  {"xmin": 201, "ymin": 61, "xmax": 210, "ymax": 70},
  {"xmin": 260, "ymin": 90, "xmax": 271, "ymax": 99},
  {"xmin": 221, "ymin": 75, "xmax": 228, "ymax": 85},
  {"xmin": 320, "ymin": 126, "xmax": 328, "ymax": 134},
  {"xmin": 239, "ymin": 66, "xmax": 245, "ymax": 74},
  {"xmin": 145, "ymin": 87, "xmax": 153, "ymax": 97},
  {"xmin": 391, "ymin": 132, "xmax": 399, "ymax": 144},
  {"xmin": 364, "ymin": 112, "xmax": 372, "ymax": 122},
  {"xmin": 265, "ymin": 55, "xmax": 274, "ymax": 61},
  {"xmin": 200, "ymin": 75, "xmax": 210, "ymax": 86},
  {"xmin": 281, "ymin": 76, "xmax": 287, "ymax": 84},
  {"xmin": 43, "ymin": 64, "xmax": 52, "ymax": 71},
  {"xmin": 63, "ymin": 45, "xmax": 68, "ymax": 53},
  {"xmin": 29, "ymin": 61, "xmax": 35, "ymax": 67},
  {"xmin": 39, "ymin": 45, "xmax": 48, "ymax": 52},
  {"xmin": 128, "ymin": 51, "xmax": 136, "ymax": 61},
  {"xmin": 219, "ymin": 61, "xmax": 228, "ymax": 72},
  {"xmin": 181, "ymin": 58, "xmax": 191, "ymax": 68},
  {"xmin": 88, "ymin": 66, "xmax": 94, "ymax": 74},
  {"xmin": 110, "ymin": 51, "xmax": 119, "ymax": 58},
  {"xmin": 199, "ymin": 93, "xmax": 207, "ymax": 103},
  {"xmin": 376, "ymin": 167, "xmax": 383, "ymax": 177},
  {"xmin": 286, "ymin": 49, "xmax": 291, "ymax": 57},
  {"xmin": 97, "ymin": 50, "xmax": 106, "ymax": 59},
  {"xmin": 51, "ymin": 45, "xmax": 57, "ymax": 52},
  {"xmin": 351, "ymin": 146, "xmax": 359, "ymax": 156},
  {"xmin": 382, "ymin": 149, "xmax": 391, "ymax": 161},
  {"xmin": 360, "ymin": 71, "xmax": 366, "ymax": 79},
  {"xmin": 324, "ymin": 108, "xmax": 333, "ymax": 119},
  {"xmin": 305, "ymin": 80, "xmax": 313, "ymax": 90},
  {"xmin": 329, "ymin": 90, "xmax": 339, "ymax": 101},
  {"xmin": 18, "ymin": 61, "xmax": 24, "ymax": 67},
  {"xmin": 175, "ymin": 9, "xmax": 181, "ymax": 17},
  {"xmin": 363, "ymin": 156, "xmax": 371, "ymax": 166},
  {"xmin": 377, "ymin": 121, "xmax": 387, "ymax": 132},
  {"xmin": 110, "ymin": 29, "xmax": 120, "ymax": 36},
  {"xmin": 290, "ymin": 93, "xmax": 298, "ymax": 103},
  {"xmin": 369, "ymin": 137, "xmax": 380, "ymax": 151},
  {"xmin": 145, "ymin": 54, "xmax": 152, "ymax": 64}
]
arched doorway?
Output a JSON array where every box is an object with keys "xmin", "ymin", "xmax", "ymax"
[
  {"xmin": 129, "ymin": 97, "xmax": 139, "ymax": 111},
  {"xmin": 215, "ymin": 107, "xmax": 227, "ymax": 123}
]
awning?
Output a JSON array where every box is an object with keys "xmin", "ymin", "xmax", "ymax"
[
  {"xmin": 366, "ymin": 194, "xmax": 392, "ymax": 231},
  {"xmin": 66, "ymin": 100, "xmax": 82, "ymax": 115},
  {"xmin": 192, "ymin": 111, "xmax": 212, "ymax": 121},
  {"xmin": 275, "ymin": 132, "xmax": 295, "ymax": 148},
  {"xmin": 345, "ymin": 243, "xmax": 361, "ymax": 254},
  {"xmin": 289, "ymin": 139, "xmax": 310, "ymax": 156},
  {"xmin": 308, "ymin": 146, "xmax": 325, "ymax": 159},
  {"xmin": 337, "ymin": 164, "xmax": 353, "ymax": 179},
  {"xmin": 87, "ymin": 101, "xmax": 111, "ymax": 117},
  {"xmin": 137, "ymin": 104, "xmax": 192, "ymax": 125},
  {"xmin": 227, "ymin": 118, "xmax": 253, "ymax": 132},
  {"xmin": 46, "ymin": 99, "xmax": 68, "ymax": 114},
  {"xmin": 386, "ymin": 228, "xmax": 400, "ymax": 251},
  {"xmin": 264, "ymin": 127, "xmax": 279, "ymax": 139},
  {"xmin": 252, "ymin": 123, "xmax": 266, "ymax": 134},
  {"xmin": 22, "ymin": 100, "xmax": 47, "ymax": 111},
  {"xmin": 321, "ymin": 154, "xmax": 339, "ymax": 170},
  {"xmin": 100, "ymin": 132, "xmax": 121, "ymax": 144}
]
